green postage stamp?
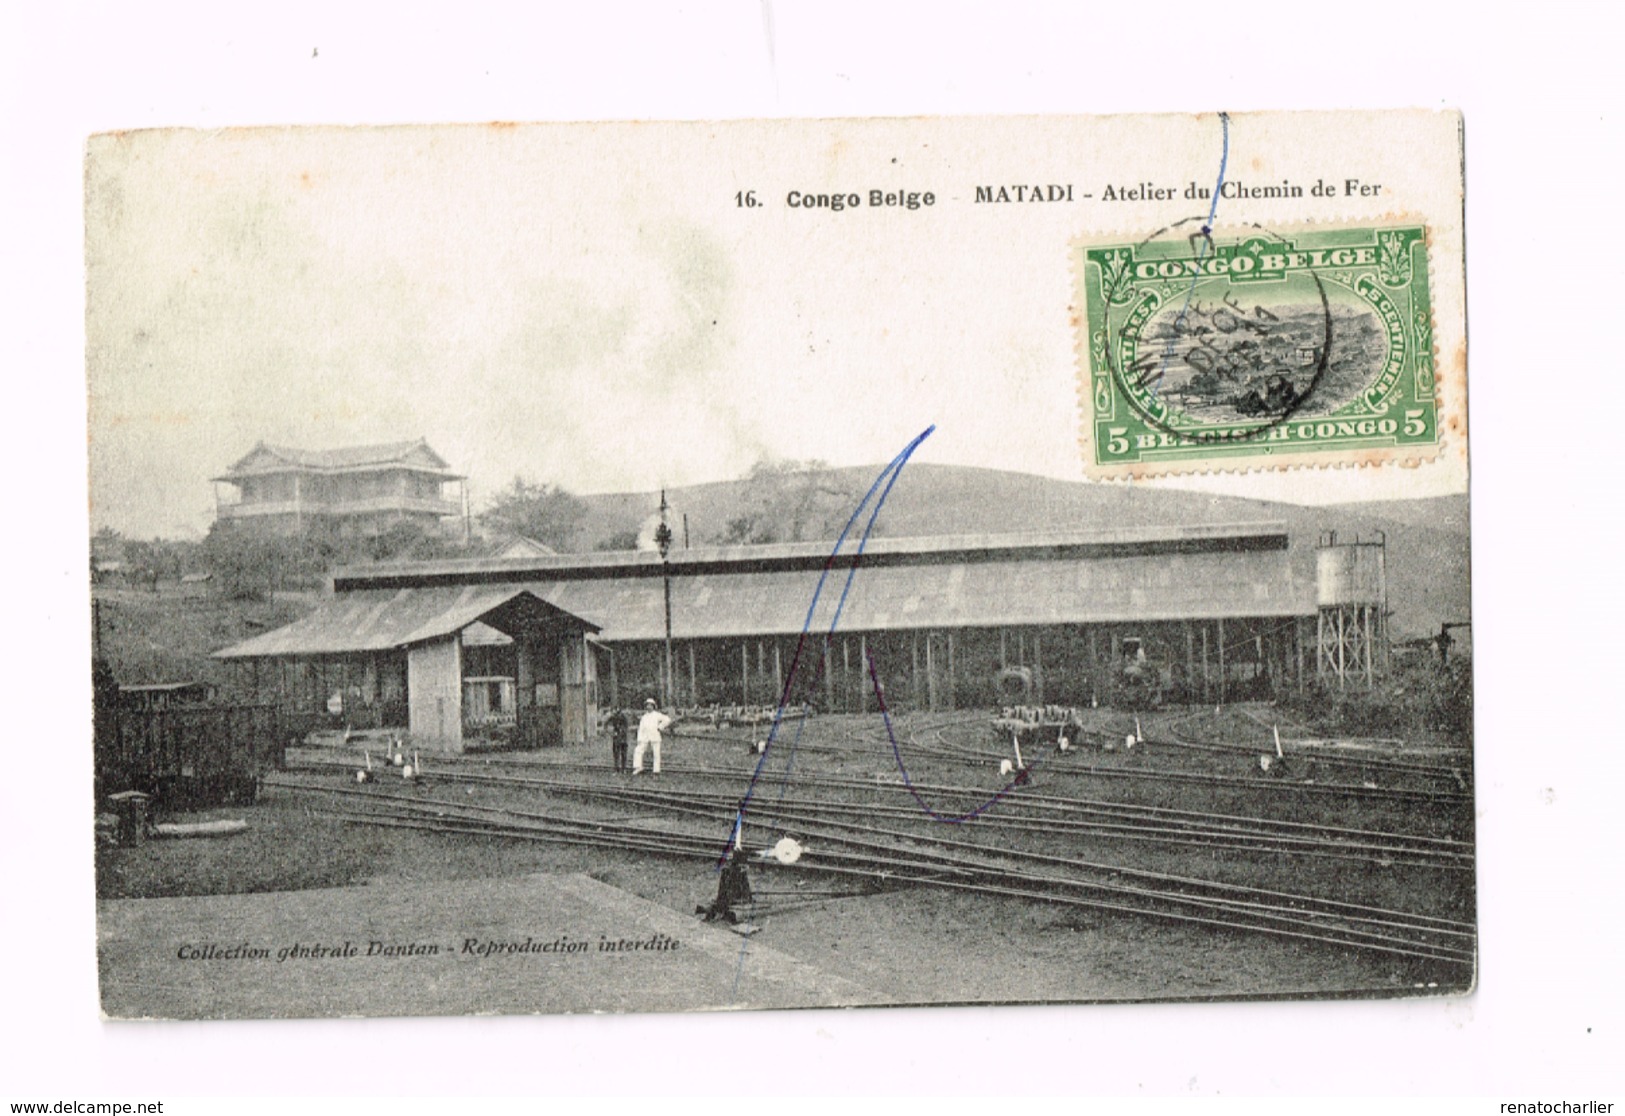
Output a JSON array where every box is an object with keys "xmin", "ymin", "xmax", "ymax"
[{"xmin": 1074, "ymin": 223, "xmax": 1440, "ymax": 476}]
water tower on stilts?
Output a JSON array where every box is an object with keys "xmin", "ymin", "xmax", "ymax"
[{"xmin": 1316, "ymin": 531, "xmax": 1388, "ymax": 690}]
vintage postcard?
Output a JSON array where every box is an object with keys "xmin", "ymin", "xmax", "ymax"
[{"xmin": 86, "ymin": 109, "xmax": 1471, "ymax": 1020}]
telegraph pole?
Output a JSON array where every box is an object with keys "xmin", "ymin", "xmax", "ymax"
[{"xmin": 656, "ymin": 490, "xmax": 675, "ymax": 707}]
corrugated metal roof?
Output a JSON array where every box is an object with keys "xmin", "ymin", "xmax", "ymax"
[
  {"xmin": 224, "ymin": 529, "xmax": 1312, "ymax": 659},
  {"xmin": 334, "ymin": 521, "xmax": 1292, "ymax": 591},
  {"xmin": 214, "ymin": 587, "xmax": 595, "ymax": 659},
  {"xmin": 519, "ymin": 545, "xmax": 1308, "ymax": 641}
]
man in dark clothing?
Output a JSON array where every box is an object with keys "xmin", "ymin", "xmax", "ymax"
[{"xmin": 604, "ymin": 707, "xmax": 631, "ymax": 773}]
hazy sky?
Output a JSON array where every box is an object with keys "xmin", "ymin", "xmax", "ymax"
[{"xmin": 85, "ymin": 116, "xmax": 1467, "ymax": 538}]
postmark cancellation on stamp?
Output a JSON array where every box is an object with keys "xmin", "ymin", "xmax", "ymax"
[{"xmin": 1074, "ymin": 222, "xmax": 1441, "ymax": 477}]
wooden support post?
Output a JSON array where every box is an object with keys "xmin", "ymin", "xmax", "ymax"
[
  {"xmin": 859, "ymin": 633, "xmax": 869, "ymax": 713},
  {"xmin": 688, "ymin": 643, "xmax": 697, "ymax": 708},
  {"xmin": 1087, "ymin": 627, "xmax": 1100, "ymax": 705},
  {"xmin": 1296, "ymin": 617, "xmax": 1306, "ymax": 693},
  {"xmin": 1032, "ymin": 633, "xmax": 1043, "ymax": 703},
  {"xmin": 925, "ymin": 632, "xmax": 937, "ymax": 711},
  {"xmin": 845, "ymin": 636, "xmax": 858, "ymax": 714},
  {"xmin": 946, "ymin": 631, "xmax": 957, "ymax": 710},
  {"xmin": 1335, "ymin": 609, "xmax": 1345, "ymax": 688},
  {"xmin": 1201, "ymin": 625, "xmax": 1210, "ymax": 702},
  {"xmin": 1217, "ymin": 618, "xmax": 1227, "ymax": 704},
  {"xmin": 912, "ymin": 632, "xmax": 922, "ymax": 710},
  {"xmin": 773, "ymin": 641, "xmax": 783, "ymax": 705},
  {"xmin": 1363, "ymin": 606, "xmax": 1375, "ymax": 686},
  {"xmin": 999, "ymin": 629, "xmax": 1008, "ymax": 670},
  {"xmin": 1184, "ymin": 622, "xmax": 1196, "ymax": 701},
  {"xmin": 1317, "ymin": 610, "xmax": 1325, "ymax": 686},
  {"xmin": 741, "ymin": 641, "xmax": 749, "ymax": 705},
  {"xmin": 823, "ymin": 637, "xmax": 834, "ymax": 712}
]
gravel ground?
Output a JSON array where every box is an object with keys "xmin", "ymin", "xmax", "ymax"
[{"xmin": 96, "ymin": 707, "xmax": 1475, "ymax": 1009}]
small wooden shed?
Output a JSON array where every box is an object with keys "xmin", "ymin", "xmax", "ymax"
[{"xmin": 215, "ymin": 587, "xmax": 600, "ymax": 752}]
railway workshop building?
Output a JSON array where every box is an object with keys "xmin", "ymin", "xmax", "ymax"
[{"xmin": 214, "ymin": 522, "xmax": 1319, "ymax": 752}]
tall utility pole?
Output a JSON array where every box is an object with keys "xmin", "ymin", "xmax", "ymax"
[{"xmin": 656, "ymin": 489, "xmax": 675, "ymax": 708}]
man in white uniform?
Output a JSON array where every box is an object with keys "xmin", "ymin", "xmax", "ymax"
[{"xmin": 633, "ymin": 698, "xmax": 672, "ymax": 775}]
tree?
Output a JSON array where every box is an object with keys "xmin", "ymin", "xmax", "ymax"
[
  {"xmin": 715, "ymin": 458, "xmax": 863, "ymax": 545},
  {"xmin": 595, "ymin": 528, "xmax": 642, "ymax": 552},
  {"xmin": 121, "ymin": 537, "xmax": 195, "ymax": 583},
  {"xmin": 480, "ymin": 477, "xmax": 588, "ymax": 552},
  {"xmin": 202, "ymin": 523, "xmax": 333, "ymax": 599},
  {"xmin": 365, "ymin": 519, "xmax": 455, "ymax": 563}
]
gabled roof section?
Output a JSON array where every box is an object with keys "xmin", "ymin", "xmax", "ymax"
[
  {"xmin": 334, "ymin": 522, "xmax": 1293, "ymax": 592},
  {"xmin": 477, "ymin": 534, "xmax": 559, "ymax": 559},
  {"xmin": 213, "ymin": 587, "xmax": 597, "ymax": 659},
  {"xmin": 300, "ymin": 523, "xmax": 1311, "ymax": 642},
  {"xmin": 214, "ymin": 438, "xmax": 461, "ymax": 480},
  {"xmin": 519, "ymin": 542, "xmax": 1311, "ymax": 640}
]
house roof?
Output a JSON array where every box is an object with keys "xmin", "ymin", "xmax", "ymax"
[
  {"xmin": 213, "ymin": 438, "xmax": 463, "ymax": 481},
  {"xmin": 214, "ymin": 587, "xmax": 598, "ymax": 658}
]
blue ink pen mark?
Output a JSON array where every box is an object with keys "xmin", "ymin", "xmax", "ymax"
[
  {"xmin": 1202, "ymin": 110, "xmax": 1231, "ymax": 234},
  {"xmin": 718, "ymin": 425, "xmax": 936, "ymax": 865},
  {"xmin": 1149, "ymin": 111, "xmax": 1232, "ymax": 398},
  {"xmin": 719, "ymin": 423, "xmax": 1061, "ymax": 867},
  {"xmin": 723, "ymin": 426, "xmax": 935, "ymax": 997},
  {"xmin": 721, "ymin": 424, "xmax": 1059, "ymax": 991},
  {"xmin": 866, "ymin": 645, "xmax": 1049, "ymax": 823}
]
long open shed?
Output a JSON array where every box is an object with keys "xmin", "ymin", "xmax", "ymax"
[{"xmin": 216, "ymin": 522, "xmax": 1316, "ymax": 742}]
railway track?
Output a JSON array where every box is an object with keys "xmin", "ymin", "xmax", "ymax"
[
  {"xmin": 690, "ymin": 708, "xmax": 1471, "ymax": 805},
  {"xmin": 383, "ymin": 765, "xmax": 1471, "ymax": 871},
  {"xmin": 910, "ymin": 719, "xmax": 1473, "ymax": 805},
  {"xmin": 1148, "ymin": 709, "xmax": 1473, "ymax": 784},
  {"xmin": 556, "ymin": 707, "xmax": 1470, "ymax": 802},
  {"xmin": 264, "ymin": 772, "xmax": 1476, "ymax": 968},
  {"xmin": 274, "ymin": 709, "xmax": 1473, "ymax": 967},
  {"xmin": 289, "ymin": 746, "xmax": 1470, "ymax": 844}
]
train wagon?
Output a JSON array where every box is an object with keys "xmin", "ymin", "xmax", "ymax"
[{"xmin": 95, "ymin": 668, "xmax": 284, "ymax": 808}]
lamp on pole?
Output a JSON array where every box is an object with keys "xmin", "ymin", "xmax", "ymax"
[{"xmin": 655, "ymin": 489, "xmax": 675, "ymax": 708}]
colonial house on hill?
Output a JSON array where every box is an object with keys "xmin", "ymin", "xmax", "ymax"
[{"xmin": 212, "ymin": 439, "xmax": 466, "ymax": 540}]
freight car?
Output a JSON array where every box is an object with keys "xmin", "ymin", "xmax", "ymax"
[{"xmin": 94, "ymin": 661, "xmax": 284, "ymax": 808}]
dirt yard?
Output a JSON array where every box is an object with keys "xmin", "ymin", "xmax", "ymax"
[{"xmin": 96, "ymin": 706, "xmax": 1475, "ymax": 1009}]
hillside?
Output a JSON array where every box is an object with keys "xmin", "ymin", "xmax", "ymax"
[
  {"xmin": 578, "ymin": 464, "xmax": 1472, "ymax": 640},
  {"xmin": 1339, "ymin": 495, "xmax": 1473, "ymax": 537},
  {"xmin": 92, "ymin": 587, "xmax": 315, "ymax": 687}
]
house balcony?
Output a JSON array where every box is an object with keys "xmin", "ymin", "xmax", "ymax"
[{"xmin": 218, "ymin": 495, "xmax": 462, "ymax": 520}]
